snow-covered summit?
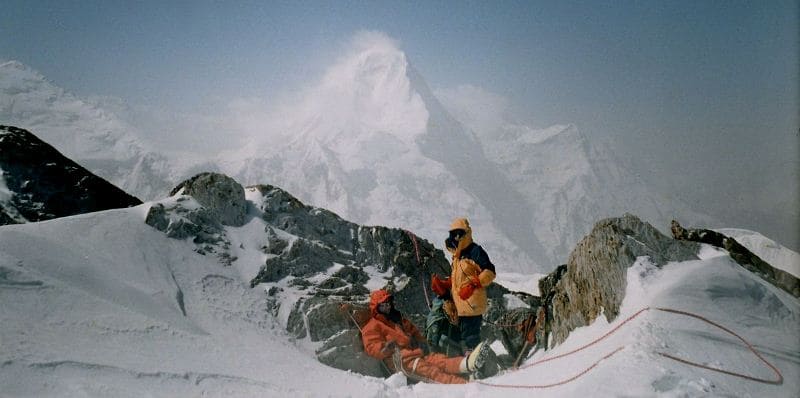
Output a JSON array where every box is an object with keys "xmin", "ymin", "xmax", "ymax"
[
  {"xmin": 221, "ymin": 32, "xmax": 719, "ymax": 271},
  {"xmin": 308, "ymin": 31, "xmax": 428, "ymax": 147},
  {"xmin": 221, "ymin": 32, "xmax": 540, "ymax": 271},
  {"xmin": 0, "ymin": 59, "xmax": 141, "ymax": 159},
  {"xmin": 437, "ymin": 88, "xmax": 718, "ymax": 265}
]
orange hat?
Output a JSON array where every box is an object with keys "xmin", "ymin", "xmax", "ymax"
[
  {"xmin": 449, "ymin": 218, "xmax": 470, "ymax": 232},
  {"xmin": 369, "ymin": 289, "xmax": 392, "ymax": 314},
  {"xmin": 431, "ymin": 275, "xmax": 452, "ymax": 297}
]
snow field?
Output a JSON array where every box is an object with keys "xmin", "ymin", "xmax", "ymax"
[{"xmin": 1, "ymin": 204, "xmax": 798, "ymax": 397}]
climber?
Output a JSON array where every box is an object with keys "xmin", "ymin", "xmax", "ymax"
[
  {"xmin": 445, "ymin": 218, "xmax": 496, "ymax": 351},
  {"xmin": 361, "ymin": 289, "xmax": 493, "ymax": 383},
  {"xmin": 425, "ymin": 275, "xmax": 463, "ymax": 356}
]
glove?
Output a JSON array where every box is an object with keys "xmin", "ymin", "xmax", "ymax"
[
  {"xmin": 458, "ymin": 275, "xmax": 482, "ymax": 300},
  {"xmin": 381, "ymin": 340, "xmax": 398, "ymax": 354}
]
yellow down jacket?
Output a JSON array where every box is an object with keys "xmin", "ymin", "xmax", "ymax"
[{"xmin": 447, "ymin": 218, "xmax": 496, "ymax": 317}]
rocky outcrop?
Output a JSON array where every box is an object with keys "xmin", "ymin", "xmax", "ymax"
[
  {"xmin": 540, "ymin": 214, "xmax": 698, "ymax": 346},
  {"xmin": 169, "ymin": 172, "xmax": 247, "ymax": 227},
  {"xmin": 671, "ymin": 220, "xmax": 799, "ymax": 298},
  {"xmin": 147, "ymin": 177, "xmax": 498, "ymax": 376},
  {"xmin": 248, "ymin": 184, "xmax": 452, "ymax": 339},
  {"xmin": 0, "ymin": 125, "xmax": 141, "ymax": 224},
  {"xmin": 247, "ymin": 181, "xmax": 528, "ymax": 374},
  {"xmin": 145, "ymin": 172, "xmax": 245, "ymax": 265}
]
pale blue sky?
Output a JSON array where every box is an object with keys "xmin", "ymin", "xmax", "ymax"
[{"xmin": 2, "ymin": 0, "xmax": 798, "ymax": 246}]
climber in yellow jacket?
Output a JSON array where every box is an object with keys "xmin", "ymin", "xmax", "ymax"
[{"xmin": 445, "ymin": 218, "xmax": 496, "ymax": 351}]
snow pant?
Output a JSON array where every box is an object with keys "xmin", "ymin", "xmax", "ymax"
[
  {"xmin": 459, "ymin": 315, "xmax": 483, "ymax": 350},
  {"xmin": 401, "ymin": 353, "xmax": 467, "ymax": 384}
]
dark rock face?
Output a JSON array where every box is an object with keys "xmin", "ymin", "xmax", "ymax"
[
  {"xmin": 169, "ymin": 172, "xmax": 247, "ymax": 227},
  {"xmin": 0, "ymin": 125, "xmax": 141, "ymax": 224},
  {"xmin": 248, "ymin": 184, "xmax": 467, "ymax": 376},
  {"xmin": 248, "ymin": 184, "xmax": 452, "ymax": 326},
  {"xmin": 144, "ymin": 173, "xmax": 243, "ymax": 265},
  {"xmin": 539, "ymin": 214, "xmax": 698, "ymax": 346}
]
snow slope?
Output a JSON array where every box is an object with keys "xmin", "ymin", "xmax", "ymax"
[
  {"xmin": 716, "ymin": 228, "xmax": 800, "ymax": 277},
  {"xmin": 0, "ymin": 205, "xmax": 394, "ymax": 397},
  {"xmin": 1, "ymin": 201, "xmax": 798, "ymax": 397}
]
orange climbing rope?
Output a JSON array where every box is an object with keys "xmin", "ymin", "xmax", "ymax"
[
  {"xmin": 477, "ymin": 306, "xmax": 784, "ymax": 389},
  {"xmin": 404, "ymin": 230, "xmax": 431, "ymax": 309}
]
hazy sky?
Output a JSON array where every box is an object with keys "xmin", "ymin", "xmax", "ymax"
[{"xmin": 2, "ymin": 1, "xmax": 798, "ymax": 247}]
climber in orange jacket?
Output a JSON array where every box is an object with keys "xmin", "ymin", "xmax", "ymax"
[
  {"xmin": 361, "ymin": 289, "xmax": 492, "ymax": 383},
  {"xmin": 445, "ymin": 218, "xmax": 496, "ymax": 350}
]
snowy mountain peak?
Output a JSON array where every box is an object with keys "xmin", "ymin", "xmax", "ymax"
[
  {"xmin": 0, "ymin": 59, "xmax": 62, "ymax": 99},
  {"xmin": 0, "ymin": 59, "xmax": 45, "ymax": 78},
  {"xmin": 303, "ymin": 31, "xmax": 428, "ymax": 146},
  {"xmin": 516, "ymin": 123, "xmax": 581, "ymax": 146}
]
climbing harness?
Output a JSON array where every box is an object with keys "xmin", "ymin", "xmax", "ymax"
[{"xmin": 477, "ymin": 306, "xmax": 784, "ymax": 389}]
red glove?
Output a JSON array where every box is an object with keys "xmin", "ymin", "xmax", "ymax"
[{"xmin": 458, "ymin": 275, "xmax": 482, "ymax": 300}]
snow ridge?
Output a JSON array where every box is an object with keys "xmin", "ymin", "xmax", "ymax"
[{"xmin": 1, "ymin": 198, "xmax": 798, "ymax": 397}]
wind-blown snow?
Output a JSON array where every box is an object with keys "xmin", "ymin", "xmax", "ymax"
[
  {"xmin": 305, "ymin": 31, "xmax": 429, "ymax": 151},
  {"xmin": 1, "ymin": 202, "xmax": 798, "ymax": 397},
  {"xmin": 0, "ymin": 166, "xmax": 27, "ymax": 223}
]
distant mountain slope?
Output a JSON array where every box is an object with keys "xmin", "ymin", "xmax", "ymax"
[
  {"xmin": 0, "ymin": 60, "xmax": 207, "ymax": 200},
  {"xmin": 0, "ymin": 125, "xmax": 141, "ymax": 224},
  {"xmin": 221, "ymin": 33, "xmax": 715, "ymax": 270},
  {"xmin": 220, "ymin": 33, "xmax": 542, "ymax": 271},
  {"xmin": 473, "ymin": 122, "xmax": 718, "ymax": 264}
]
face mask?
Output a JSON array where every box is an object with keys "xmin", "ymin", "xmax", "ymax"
[{"xmin": 446, "ymin": 229, "xmax": 466, "ymax": 249}]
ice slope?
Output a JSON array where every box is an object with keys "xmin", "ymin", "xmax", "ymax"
[{"xmin": 1, "ymin": 199, "xmax": 798, "ymax": 397}]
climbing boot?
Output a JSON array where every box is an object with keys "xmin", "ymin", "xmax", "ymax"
[{"xmin": 467, "ymin": 341, "xmax": 494, "ymax": 374}]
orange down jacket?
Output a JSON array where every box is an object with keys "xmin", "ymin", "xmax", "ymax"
[{"xmin": 361, "ymin": 290, "xmax": 426, "ymax": 365}]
